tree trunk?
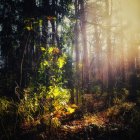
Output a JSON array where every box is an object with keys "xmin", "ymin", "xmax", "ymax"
[{"xmin": 80, "ymin": 0, "xmax": 89, "ymax": 90}]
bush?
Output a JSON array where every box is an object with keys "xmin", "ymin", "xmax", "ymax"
[
  {"xmin": 0, "ymin": 97, "xmax": 18, "ymax": 139},
  {"xmin": 106, "ymin": 102, "xmax": 136, "ymax": 122},
  {"xmin": 17, "ymin": 46, "xmax": 74, "ymax": 127}
]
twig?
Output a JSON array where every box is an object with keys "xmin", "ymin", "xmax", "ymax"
[{"xmin": 20, "ymin": 33, "xmax": 30, "ymax": 87}]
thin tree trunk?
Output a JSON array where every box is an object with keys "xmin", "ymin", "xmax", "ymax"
[
  {"xmin": 74, "ymin": 0, "xmax": 80, "ymax": 104},
  {"xmin": 81, "ymin": 0, "xmax": 89, "ymax": 90},
  {"xmin": 106, "ymin": 0, "xmax": 113, "ymax": 106}
]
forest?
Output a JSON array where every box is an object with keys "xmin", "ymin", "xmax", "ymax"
[{"xmin": 0, "ymin": 0, "xmax": 140, "ymax": 140}]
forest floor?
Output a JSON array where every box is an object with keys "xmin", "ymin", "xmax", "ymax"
[
  {"xmin": 19, "ymin": 110, "xmax": 130, "ymax": 140},
  {"xmin": 18, "ymin": 95, "xmax": 138, "ymax": 140}
]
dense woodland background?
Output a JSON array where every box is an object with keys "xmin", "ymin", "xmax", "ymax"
[{"xmin": 0, "ymin": 0, "xmax": 140, "ymax": 140}]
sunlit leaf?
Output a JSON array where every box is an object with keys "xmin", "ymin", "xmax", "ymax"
[
  {"xmin": 57, "ymin": 57, "xmax": 66, "ymax": 68},
  {"xmin": 43, "ymin": 60, "xmax": 49, "ymax": 66},
  {"xmin": 39, "ymin": 19, "xmax": 43, "ymax": 26},
  {"xmin": 26, "ymin": 26, "xmax": 33, "ymax": 31},
  {"xmin": 48, "ymin": 47, "xmax": 54, "ymax": 54},
  {"xmin": 67, "ymin": 107, "xmax": 75, "ymax": 114},
  {"xmin": 40, "ymin": 47, "xmax": 46, "ymax": 51}
]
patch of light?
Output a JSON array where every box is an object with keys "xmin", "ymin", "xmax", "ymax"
[
  {"xmin": 63, "ymin": 16, "xmax": 71, "ymax": 25},
  {"xmin": 57, "ymin": 24, "xmax": 62, "ymax": 33},
  {"xmin": 0, "ymin": 24, "xmax": 2, "ymax": 32},
  {"xmin": 12, "ymin": 25, "xmax": 17, "ymax": 32},
  {"xmin": 88, "ymin": 0, "xmax": 96, "ymax": 3},
  {"xmin": 69, "ymin": 4, "xmax": 75, "ymax": 10},
  {"xmin": 108, "ymin": 0, "xmax": 112, "ymax": 16},
  {"xmin": 102, "ymin": 45, "xmax": 106, "ymax": 51},
  {"xmin": 36, "ymin": 0, "xmax": 42, "ymax": 7}
]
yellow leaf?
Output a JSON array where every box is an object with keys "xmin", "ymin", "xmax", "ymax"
[
  {"xmin": 67, "ymin": 107, "xmax": 75, "ymax": 114},
  {"xmin": 43, "ymin": 60, "xmax": 49, "ymax": 66},
  {"xmin": 71, "ymin": 104, "xmax": 78, "ymax": 109},
  {"xmin": 39, "ymin": 19, "xmax": 43, "ymax": 26},
  {"xmin": 57, "ymin": 57, "xmax": 66, "ymax": 68},
  {"xmin": 53, "ymin": 87, "xmax": 60, "ymax": 97},
  {"xmin": 41, "ymin": 47, "xmax": 46, "ymax": 51},
  {"xmin": 48, "ymin": 47, "xmax": 54, "ymax": 54},
  {"xmin": 26, "ymin": 26, "xmax": 32, "ymax": 31}
]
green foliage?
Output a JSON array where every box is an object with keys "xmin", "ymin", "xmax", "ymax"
[
  {"xmin": 91, "ymin": 85, "xmax": 101, "ymax": 94},
  {"xmin": 38, "ymin": 46, "xmax": 71, "ymax": 118},
  {"xmin": 0, "ymin": 97, "xmax": 18, "ymax": 139},
  {"xmin": 17, "ymin": 92, "xmax": 39, "ymax": 124},
  {"xmin": 47, "ymin": 85, "xmax": 70, "ymax": 105},
  {"xmin": 38, "ymin": 46, "xmax": 67, "ymax": 86},
  {"xmin": 0, "ymin": 97, "xmax": 15, "ymax": 117},
  {"xmin": 16, "ymin": 46, "xmax": 72, "ymax": 126},
  {"xmin": 112, "ymin": 88, "xmax": 129, "ymax": 105},
  {"xmin": 106, "ymin": 88, "xmax": 136, "ymax": 123},
  {"xmin": 106, "ymin": 102, "xmax": 136, "ymax": 122},
  {"xmin": 0, "ymin": 46, "xmax": 72, "ymax": 130}
]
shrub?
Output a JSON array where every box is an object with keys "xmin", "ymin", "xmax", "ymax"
[
  {"xmin": 106, "ymin": 102, "xmax": 136, "ymax": 122},
  {"xmin": 0, "ymin": 97, "xmax": 15, "ymax": 116},
  {"xmin": 0, "ymin": 97, "xmax": 17, "ymax": 139},
  {"xmin": 17, "ymin": 46, "xmax": 74, "ymax": 127}
]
